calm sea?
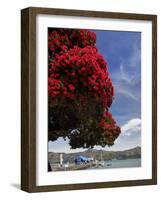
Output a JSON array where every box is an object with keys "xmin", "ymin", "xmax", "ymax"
[{"xmin": 89, "ymin": 158, "xmax": 141, "ymax": 170}]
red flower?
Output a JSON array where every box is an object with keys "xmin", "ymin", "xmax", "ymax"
[
  {"xmin": 81, "ymin": 67, "xmax": 86, "ymax": 73},
  {"xmin": 68, "ymin": 84, "xmax": 75, "ymax": 91}
]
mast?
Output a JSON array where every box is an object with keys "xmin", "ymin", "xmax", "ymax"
[{"xmin": 60, "ymin": 153, "xmax": 63, "ymax": 167}]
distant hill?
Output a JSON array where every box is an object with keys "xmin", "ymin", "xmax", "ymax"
[{"xmin": 48, "ymin": 146, "xmax": 141, "ymax": 164}]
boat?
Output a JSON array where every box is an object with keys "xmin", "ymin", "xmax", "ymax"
[
  {"xmin": 98, "ymin": 161, "xmax": 105, "ymax": 166},
  {"xmin": 97, "ymin": 151, "xmax": 105, "ymax": 167}
]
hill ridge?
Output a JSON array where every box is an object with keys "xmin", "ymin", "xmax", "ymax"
[{"xmin": 49, "ymin": 146, "xmax": 141, "ymax": 164}]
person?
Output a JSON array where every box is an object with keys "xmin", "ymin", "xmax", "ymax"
[{"xmin": 48, "ymin": 161, "xmax": 52, "ymax": 171}]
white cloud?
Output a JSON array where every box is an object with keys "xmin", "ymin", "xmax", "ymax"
[
  {"xmin": 120, "ymin": 64, "xmax": 132, "ymax": 84},
  {"xmin": 121, "ymin": 118, "xmax": 141, "ymax": 136},
  {"xmin": 128, "ymin": 42, "xmax": 141, "ymax": 68},
  {"xmin": 111, "ymin": 41, "xmax": 141, "ymax": 102},
  {"xmin": 115, "ymin": 84, "xmax": 138, "ymax": 101},
  {"xmin": 96, "ymin": 118, "xmax": 141, "ymax": 151},
  {"xmin": 112, "ymin": 64, "xmax": 140, "ymax": 101}
]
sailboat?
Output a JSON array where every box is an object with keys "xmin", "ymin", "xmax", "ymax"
[{"xmin": 98, "ymin": 151, "xmax": 105, "ymax": 167}]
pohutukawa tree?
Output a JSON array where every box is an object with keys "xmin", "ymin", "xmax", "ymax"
[{"xmin": 48, "ymin": 28, "xmax": 121, "ymax": 149}]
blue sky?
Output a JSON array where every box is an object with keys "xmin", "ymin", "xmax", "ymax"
[
  {"xmin": 94, "ymin": 30, "xmax": 141, "ymax": 126},
  {"xmin": 49, "ymin": 29, "xmax": 141, "ymax": 152}
]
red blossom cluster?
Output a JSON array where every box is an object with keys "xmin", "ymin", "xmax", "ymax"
[
  {"xmin": 48, "ymin": 46, "xmax": 114, "ymax": 108},
  {"xmin": 48, "ymin": 29, "xmax": 96, "ymax": 56},
  {"xmin": 98, "ymin": 111, "xmax": 121, "ymax": 146},
  {"xmin": 48, "ymin": 28, "xmax": 121, "ymax": 147}
]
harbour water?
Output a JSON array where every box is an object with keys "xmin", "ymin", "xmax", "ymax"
[{"xmin": 89, "ymin": 158, "xmax": 141, "ymax": 170}]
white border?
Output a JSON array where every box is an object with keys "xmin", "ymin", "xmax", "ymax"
[{"xmin": 36, "ymin": 14, "xmax": 152, "ymax": 186}]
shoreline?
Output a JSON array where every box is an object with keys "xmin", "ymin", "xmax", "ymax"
[{"xmin": 50, "ymin": 158, "xmax": 141, "ymax": 172}]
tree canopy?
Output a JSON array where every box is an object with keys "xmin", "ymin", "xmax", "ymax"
[{"xmin": 48, "ymin": 28, "xmax": 121, "ymax": 149}]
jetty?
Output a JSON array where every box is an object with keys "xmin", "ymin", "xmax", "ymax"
[
  {"xmin": 49, "ymin": 152, "xmax": 108, "ymax": 171},
  {"xmin": 51, "ymin": 162, "xmax": 96, "ymax": 171}
]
